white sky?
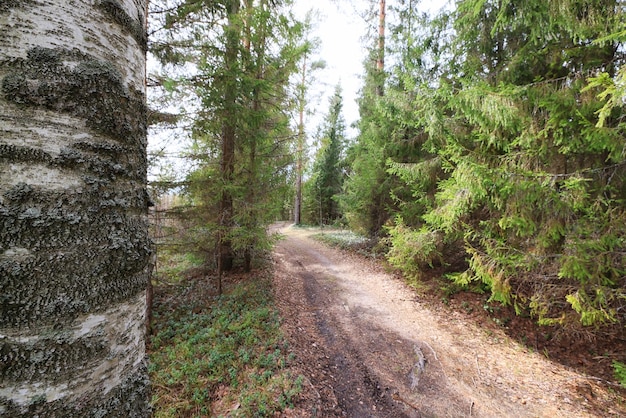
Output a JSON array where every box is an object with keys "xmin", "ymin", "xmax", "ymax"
[
  {"xmin": 148, "ymin": 1, "xmax": 450, "ymax": 179},
  {"xmin": 291, "ymin": 0, "xmax": 450, "ymax": 139},
  {"xmin": 291, "ymin": 0, "xmax": 367, "ymax": 139}
]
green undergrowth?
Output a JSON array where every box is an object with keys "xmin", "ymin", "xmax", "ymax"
[
  {"xmin": 615, "ymin": 361, "xmax": 626, "ymax": 388},
  {"xmin": 148, "ymin": 269, "xmax": 302, "ymax": 417},
  {"xmin": 155, "ymin": 248, "xmax": 205, "ymax": 283}
]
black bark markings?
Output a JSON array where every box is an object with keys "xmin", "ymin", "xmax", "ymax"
[
  {"xmin": 0, "ymin": 47, "xmax": 151, "ymax": 327},
  {"xmin": 97, "ymin": 0, "xmax": 148, "ymax": 52},
  {"xmin": 0, "ymin": 0, "xmax": 34, "ymax": 13},
  {"xmin": 1, "ymin": 185, "xmax": 151, "ymax": 327},
  {"xmin": 1, "ymin": 47, "xmax": 147, "ymax": 150},
  {"xmin": 0, "ymin": 363, "xmax": 151, "ymax": 417}
]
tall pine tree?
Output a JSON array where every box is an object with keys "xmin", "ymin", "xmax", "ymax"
[
  {"xmin": 150, "ymin": 0, "xmax": 306, "ymax": 286},
  {"xmin": 303, "ymin": 84, "xmax": 346, "ymax": 225}
]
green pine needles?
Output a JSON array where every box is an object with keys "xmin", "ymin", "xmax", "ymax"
[
  {"xmin": 352, "ymin": 0, "xmax": 626, "ymax": 332},
  {"xmin": 614, "ymin": 361, "xmax": 626, "ymax": 388}
]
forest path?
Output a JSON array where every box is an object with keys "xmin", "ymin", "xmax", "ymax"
[{"xmin": 271, "ymin": 223, "xmax": 624, "ymax": 417}]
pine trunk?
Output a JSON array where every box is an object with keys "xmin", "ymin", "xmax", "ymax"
[
  {"xmin": 295, "ymin": 54, "xmax": 307, "ymax": 225},
  {"xmin": 377, "ymin": 0, "xmax": 386, "ymax": 71},
  {"xmin": 376, "ymin": 0, "xmax": 386, "ymax": 96}
]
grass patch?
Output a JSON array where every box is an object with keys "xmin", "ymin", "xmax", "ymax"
[
  {"xmin": 615, "ymin": 361, "xmax": 626, "ymax": 388},
  {"xmin": 155, "ymin": 248, "xmax": 205, "ymax": 283},
  {"xmin": 312, "ymin": 229, "xmax": 372, "ymax": 252},
  {"xmin": 149, "ymin": 268, "xmax": 302, "ymax": 417}
]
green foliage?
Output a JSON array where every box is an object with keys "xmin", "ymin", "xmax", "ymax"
[
  {"xmin": 157, "ymin": 249, "xmax": 205, "ymax": 283},
  {"xmin": 586, "ymin": 68, "xmax": 626, "ymax": 130},
  {"xmin": 339, "ymin": 47, "xmax": 393, "ymax": 235},
  {"xmin": 423, "ymin": 160, "xmax": 490, "ymax": 236},
  {"xmin": 339, "ymin": 136, "xmax": 388, "ymax": 234},
  {"xmin": 302, "ymin": 84, "xmax": 347, "ymax": 225},
  {"xmin": 614, "ymin": 361, "xmax": 626, "ymax": 388},
  {"xmin": 345, "ymin": 0, "xmax": 626, "ymax": 333},
  {"xmin": 150, "ymin": 0, "xmax": 307, "ymax": 271},
  {"xmin": 462, "ymin": 245, "xmax": 513, "ymax": 305},
  {"xmin": 386, "ymin": 220, "xmax": 443, "ymax": 280},
  {"xmin": 149, "ymin": 273, "xmax": 302, "ymax": 417},
  {"xmin": 565, "ymin": 288, "xmax": 617, "ymax": 326}
]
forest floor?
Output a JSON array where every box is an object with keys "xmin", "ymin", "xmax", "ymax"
[{"xmin": 271, "ymin": 223, "xmax": 626, "ymax": 417}]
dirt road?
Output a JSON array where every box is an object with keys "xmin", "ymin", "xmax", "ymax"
[{"xmin": 271, "ymin": 224, "xmax": 625, "ymax": 417}]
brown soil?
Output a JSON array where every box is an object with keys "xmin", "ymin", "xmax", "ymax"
[{"xmin": 271, "ymin": 224, "xmax": 626, "ymax": 417}]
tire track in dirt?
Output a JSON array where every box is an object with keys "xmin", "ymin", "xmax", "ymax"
[
  {"xmin": 276, "ymin": 251, "xmax": 410, "ymax": 417},
  {"xmin": 272, "ymin": 224, "xmax": 626, "ymax": 417}
]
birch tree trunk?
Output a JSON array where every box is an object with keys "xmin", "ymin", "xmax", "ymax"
[{"xmin": 0, "ymin": 1, "xmax": 151, "ymax": 416}]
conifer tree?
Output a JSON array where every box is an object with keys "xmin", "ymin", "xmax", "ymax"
[
  {"xmin": 340, "ymin": 1, "xmax": 427, "ymax": 236},
  {"xmin": 293, "ymin": 13, "xmax": 324, "ymax": 225},
  {"xmin": 385, "ymin": 0, "xmax": 626, "ymax": 330},
  {"xmin": 339, "ymin": 12, "xmax": 390, "ymax": 235},
  {"xmin": 303, "ymin": 84, "xmax": 346, "ymax": 225},
  {"xmin": 150, "ymin": 0, "xmax": 306, "ymax": 286}
]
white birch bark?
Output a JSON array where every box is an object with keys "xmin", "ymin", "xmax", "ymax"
[{"xmin": 0, "ymin": 1, "xmax": 151, "ymax": 416}]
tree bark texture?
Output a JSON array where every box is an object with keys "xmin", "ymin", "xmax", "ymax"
[
  {"xmin": 218, "ymin": 0, "xmax": 241, "ymax": 274},
  {"xmin": 376, "ymin": 0, "xmax": 386, "ymax": 96},
  {"xmin": 377, "ymin": 0, "xmax": 386, "ymax": 71},
  {"xmin": 294, "ymin": 54, "xmax": 306, "ymax": 226},
  {"xmin": 0, "ymin": 1, "xmax": 151, "ymax": 416}
]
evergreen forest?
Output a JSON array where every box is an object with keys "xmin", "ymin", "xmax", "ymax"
[{"xmin": 146, "ymin": 1, "xmax": 626, "ymax": 413}]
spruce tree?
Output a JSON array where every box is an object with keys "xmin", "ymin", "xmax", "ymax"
[
  {"xmin": 303, "ymin": 84, "xmax": 347, "ymax": 225},
  {"xmin": 387, "ymin": 0, "xmax": 626, "ymax": 330},
  {"xmin": 150, "ymin": 0, "xmax": 306, "ymax": 285}
]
